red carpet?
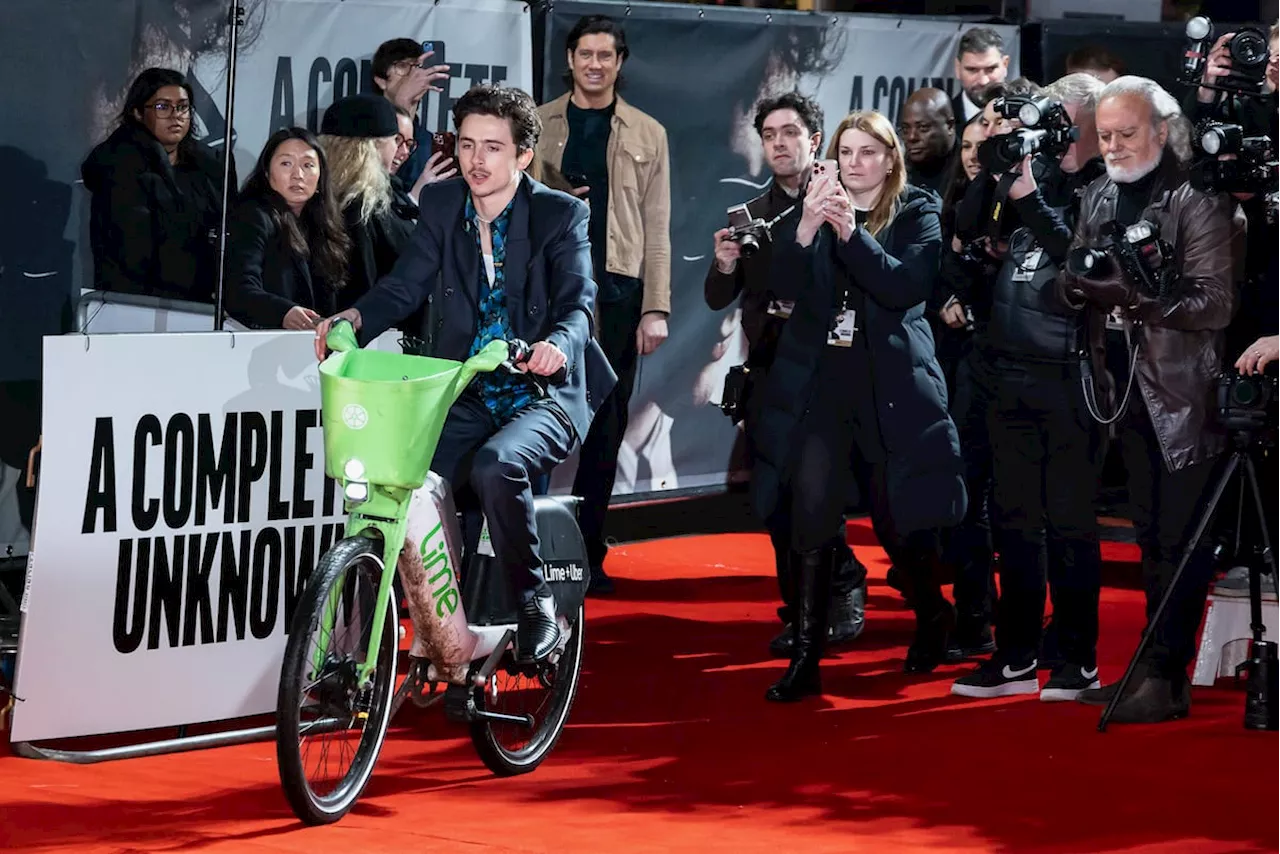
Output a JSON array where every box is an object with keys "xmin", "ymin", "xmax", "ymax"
[{"xmin": 1, "ymin": 521, "xmax": 1276, "ymax": 853}]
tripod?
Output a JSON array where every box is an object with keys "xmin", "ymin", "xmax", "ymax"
[{"xmin": 1099, "ymin": 427, "xmax": 1277, "ymax": 731}]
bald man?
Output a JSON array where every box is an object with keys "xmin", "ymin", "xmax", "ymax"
[{"xmin": 899, "ymin": 87, "xmax": 956, "ymax": 195}]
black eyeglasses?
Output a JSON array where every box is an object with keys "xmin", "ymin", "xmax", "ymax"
[
  {"xmin": 143, "ymin": 102, "xmax": 192, "ymax": 117},
  {"xmin": 396, "ymin": 134, "xmax": 418, "ymax": 154}
]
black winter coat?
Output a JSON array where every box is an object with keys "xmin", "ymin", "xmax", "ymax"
[
  {"xmin": 81, "ymin": 124, "xmax": 232, "ymax": 302},
  {"xmin": 224, "ymin": 195, "xmax": 347, "ymax": 328},
  {"xmin": 750, "ymin": 185, "xmax": 967, "ymax": 536}
]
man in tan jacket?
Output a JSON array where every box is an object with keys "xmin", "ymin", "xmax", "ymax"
[{"xmin": 537, "ymin": 15, "xmax": 672, "ymax": 594}]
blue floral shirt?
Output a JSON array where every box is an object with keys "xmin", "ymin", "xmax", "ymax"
[{"xmin": 465, "ymin": 192, "xmax": 536, "ymax": 425}]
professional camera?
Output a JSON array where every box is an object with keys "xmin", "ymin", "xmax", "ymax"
[
  {"xmin": 1190, "ymin": 121, "xmax": 1278, "ymax": 195},
  {"xmin": 977, "ymin": 96, "xmax": 1078, "ymax": 174},
  {"xmin": 1066, "ymin": 219, "xmax": 1176, "ymax": 301},
  {"xmin": 720, "ymin": 363, "xmax": 752, "ymax": 423},
  {"xmin": 725, "ymin": 203, "xmax": 769, "ymax": 258},
  {"xmin": 1217, "ymin": 369, "xmax": 1278, "ymax": 431},
  {"xmin": 1180, "ymin": 16, "xmax": 1272, "ymax": 97}
]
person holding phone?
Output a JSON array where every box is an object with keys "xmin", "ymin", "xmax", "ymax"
[
  {"xmin": 752, "ymin": 110, "xmax": 965, "ymax": 702},
  {"xmin": 371, "ymin": 38, "xmax": 455, "ymax": 194}
]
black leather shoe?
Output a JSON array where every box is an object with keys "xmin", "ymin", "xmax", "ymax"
[
  {"xmin": 769, "ymin": 583, "xmax": 866, "ymax": 657},
  {"xmin": 945, "ymin": 624, "xmax": 995, "ymax": 662},
  {"xmin": 517, "ymin": 594, "xmax": 564, "ymax": 662},
  {"xmin": 587, "ymin": 564, "xmax": 615, "ymax": 596},
  {"xmin": 905, "ymin": 601, "xmax": 956, "ymax": 674},
  {"xmin": 1106, "ymin": 674, "xmax": 1191, "ymax": 724}
]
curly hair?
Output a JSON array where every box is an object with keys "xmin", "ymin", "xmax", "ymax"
[
  {"xmin": 754, "ymin": 91, "xmax": 825, "ymax": 139},
  {"xmin": 453, "ymin": 85, "xmax": 542, "ymax": 153}
]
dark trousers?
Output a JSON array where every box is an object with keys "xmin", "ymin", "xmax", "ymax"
[
  {"xmin": 1122, "ymin": 407, "xmax": 1220, "ymax": 678},
  {"xmin": 769, "ymin": 413, "xmax": 944, "ymax": 614},
  {"xmin": 572, "ymin": 288, "xmax": 644, "ymax": 568},
  {"xmin": 769, "ymin": 527, "xmax": 862, "ymax": 624},
  {"xmin": 430, "ymin": 394, "xmax": 575, "ymax": 602},
  {"xmin": 987, "ymin": 361, "xmax": 1103, "ymax": 667},
  {"xmin": 947, "ymin": 347, "xmax": 997, "ymax": 631}
]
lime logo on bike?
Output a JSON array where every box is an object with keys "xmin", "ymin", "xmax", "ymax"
[
  {"xmin": 418, "ymin": 521, "xmax": 460, "ymax": 618},
  {"xmin": 341, "ymin": 404, "xmax": 369, "ymax": 430}
]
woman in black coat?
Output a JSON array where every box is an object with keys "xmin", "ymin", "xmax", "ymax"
[
  {"xmin": 318, "ymin": 94, "xmax": 419, "ymax": 309},
  {"xmin": 224, "ymin": 127, "xmax": 352, "ymax": 329},
  {"xmin": 81, "ymin": 68, "xmax": 233, "ymax": 302},
  {"xmin": 752, "ymin": 110, "xmax": 967, "ymax": 702}
]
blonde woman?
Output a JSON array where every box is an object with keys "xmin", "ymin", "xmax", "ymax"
[
  {"xmin": 320, "ymin": 94, "xmax": 418, "ymax": 304},
  {"xmin": 751, "ymin": 110, "xmax": 965, "ymax": 702}
]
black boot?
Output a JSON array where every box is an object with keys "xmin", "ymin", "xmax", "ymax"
[
  {"xmin": 771, "ymin": 548, "xmax": 865, "ymax": 656},
  {"xmin": 766, "ymin": 549, "xmax": 831, "ymax": 702},
  {"xmin": 899, "ymin": 546, "xmax": 955, "ymax": 674}
]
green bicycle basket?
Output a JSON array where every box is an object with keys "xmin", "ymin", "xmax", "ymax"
[{"xmin": 318, "ymin": 327, "xmax": 508, "ymax": 490}]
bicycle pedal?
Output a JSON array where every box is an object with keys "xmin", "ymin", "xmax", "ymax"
[{"xmin": 443, "ymin": 684, "xmax": 473, "ymax": 724}]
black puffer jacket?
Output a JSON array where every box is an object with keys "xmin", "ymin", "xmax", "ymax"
[
  {"xmin": 81, "ymin": 123, "xmax": 232, "ymax": 302},
  {"xmin": 751, "ymin": 185, "xmax": 967, "ymax": 536}
]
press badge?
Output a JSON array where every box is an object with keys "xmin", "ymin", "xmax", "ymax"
[
  {"xmin": 1011, "ymin": 248, "xmax": 1044, "ymax": 283},
  {"xmin": 766, "ymin": 299, "xmax": 795, "ymax": 318},
  {"xmin": 827, "ymin": 309, "xmax": 857, "ymax": 347}
]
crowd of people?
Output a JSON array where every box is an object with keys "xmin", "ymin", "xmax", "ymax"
[{"xmin": 80, "ymin": 15, "xmax": 1278, "ymax": 723}]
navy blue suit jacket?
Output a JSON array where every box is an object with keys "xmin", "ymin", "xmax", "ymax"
[{"xmin": 352, "ymin": 175, "xmax": 616, "ymax": 442}]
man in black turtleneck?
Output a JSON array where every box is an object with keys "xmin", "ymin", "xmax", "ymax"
[
  {"xmin": 1059, "ymin": 76, "xmax": 1245, "ymax": 725},
  {"xmin": 900, "ymin": 88, "xmax": 956, "ymax": 196}
]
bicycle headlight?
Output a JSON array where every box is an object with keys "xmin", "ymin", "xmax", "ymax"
[
  {"xmin": 344, "ymin": 458, "xmax": 365, "ymax": 480},
  {"xmin": 344, "ymin": 481, "xmax": 369, "ymax": 503}
]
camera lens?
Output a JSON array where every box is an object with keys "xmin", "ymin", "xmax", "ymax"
[
  {"xmin": 1230, "ymin": 29, "xmax": 1269, "ymax": 67},
  {"xmin": 1233, "ymin": 377, "xmax": 1262, "ymax": 406}
]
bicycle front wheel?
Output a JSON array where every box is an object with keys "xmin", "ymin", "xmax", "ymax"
[
  {"xmin": 276, "ymin": 535, "xmax": 398, "ymax": 825},
  {"xmin": 470, "ymin": 603, "xmax": 585, "ymax": 776}
]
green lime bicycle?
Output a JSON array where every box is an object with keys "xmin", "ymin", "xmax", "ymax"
[{"xmin": 275, "ymin": 321, "xmax": 589, "ymax": 825}]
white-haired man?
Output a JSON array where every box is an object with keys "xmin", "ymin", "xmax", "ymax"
[{"xmin": 1056, "ymin": 76, "xmax": 1246, "ymax": 724}]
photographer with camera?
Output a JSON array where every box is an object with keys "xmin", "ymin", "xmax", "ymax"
[
  {"xmin": 752, "ymin": 110, "xmax": 965, "ymax": 703},
  {"xmin": 705, "ymin": 92, "xmax": 869, "ymax": 659},
  {"xmin": 935, "ymin": 78, "xmax": 1041, "ymax": 661},
  {"xmin": 1056, "ymin": 76, "xmax": 1247, "ymax": 724},
  {"xmin": 949, "ymin": 73, "xmax": 1111, "ymax": 702},
  {"xmin": 1183, "ymin": 21, "xmax": 1277, "ymax": 340}
]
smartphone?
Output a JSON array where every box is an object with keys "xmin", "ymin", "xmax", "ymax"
[
  {"xmin": 430, "ymin": 131, "xmax": 456, "ymax": 161},
  {"xmin": 419, "ymin": 40, "xmax": 438, "ymax": 67},
  {"xmin": 812, "ymin": 159, "xmax": 838, "ymax": 179}
]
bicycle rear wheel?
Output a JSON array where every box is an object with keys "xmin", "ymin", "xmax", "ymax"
[
  {"xmin": 276, "ymin": 535, "xmax": 398, "ymax": 825},
  {"xmin": 469, "ymin": 603, "xmax": 585, "ymax": 776}
]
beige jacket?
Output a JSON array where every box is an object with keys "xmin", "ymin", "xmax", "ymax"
[{"xmin": 536, "ymin": 93, "xmax": 671, "ymax": 316}]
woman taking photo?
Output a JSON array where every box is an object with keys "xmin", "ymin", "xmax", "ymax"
[
  {"xmin": 319, "ymin": 95, "xmax": 421, "ymax": 305},
  {"xmin": 82, "ymin": 68, "xmax": 232, "ymax": 302},
  {"xmin": 752, "ymin": 110, "xmax": 966, "ymax": 702},
  {"xmin": 224, "ymin": 127, "xmax": 351, "ymax": 329}
]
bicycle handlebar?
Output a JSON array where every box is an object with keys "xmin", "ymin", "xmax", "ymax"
[
  {"xmin": 506, "ymin": 339, "xmax": 568, "ymax": 386},
  {"xmin": 326, "ymin": 319, "xmax": 359, "ymax": 354}
]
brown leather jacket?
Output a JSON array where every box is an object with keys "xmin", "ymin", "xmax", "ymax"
[{"xmin": 1057, "ymin": 153, "xmax": 1246, "ymax": 472}]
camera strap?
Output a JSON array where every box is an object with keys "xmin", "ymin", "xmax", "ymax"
[
  {"xmin": 1080, "ymin": 322, "xmax": 1142, "ymax": 426},
  {"xmin": 985, "ymin": 171, "xmax": 1021, "ymax": 243}
]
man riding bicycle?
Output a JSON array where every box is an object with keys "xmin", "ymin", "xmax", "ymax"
[{"xmin": 314, "ymin": 85, "xmax": 616, "ymax": 662}]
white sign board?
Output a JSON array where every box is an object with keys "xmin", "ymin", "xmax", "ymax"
[
  {"xmin": 194, "ymin": 0, "xmax": 535, "ymax": 182},
  {"xmin": 12, "ymin": 330, "xmax": 351, "ymax": 742}
]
